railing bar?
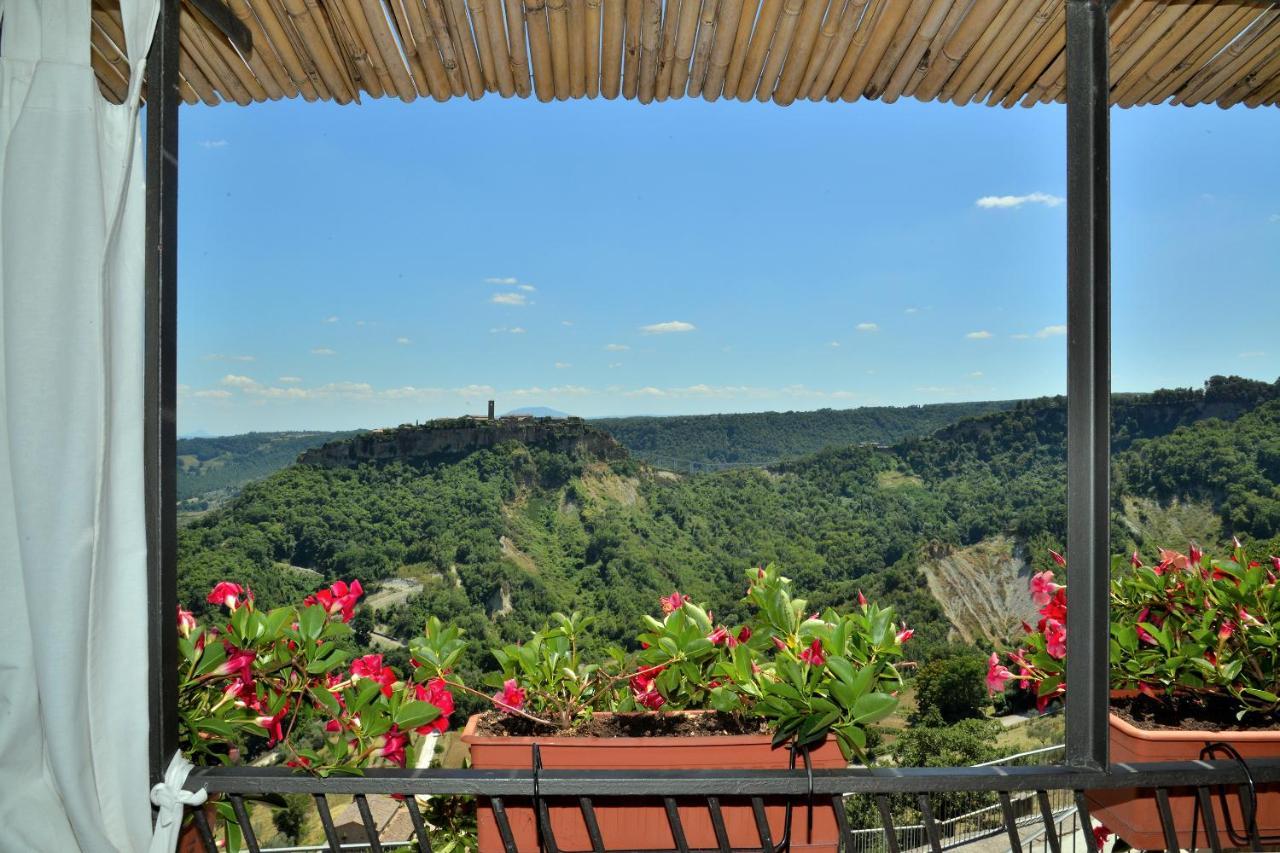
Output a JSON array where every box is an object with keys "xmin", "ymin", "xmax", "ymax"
[
  {"xmin": 1238, "ymin": 782, "xmax": 1262, "ymax": 850},
  {"xmin": 917, "ymin": 795, "xmax": 943, "ymax": 853},
  {"xmin": 875, "ymin": 796, "xmax": 901, "ymax": 853},
  {"xmin": 750, "ymin": 797, "xmax": 776, "ymax": 853},
  {"xmin": 1154, "ymin": 787, "xmax": 1181, "ymax": 853},
  {"xmin": 705, "ymin": 796, "xmax": 732, "ymax": 853},
  {"xmin": 578, "ymin": 797, "xmax": 606, "ymax": 853},
  {"xmin": 490, "ymin": 798, "xmax": 520, "ymax": 853},
  {"xmin": 1196, "ymin": 786, "xmax": 1223, "ymax": 853},
  {"xmin": 1035, "ymin": 791, "xmax": 1061, "ymax": 853},
  {"xmin": 229, "ymin": 793, "xmax": 263, "ymax": 853},
  {"xmin": 354, "ymin": 794, "xmax": 385, "ymax": 853},
  {"xmin": 403, "ymin": 797, "xmax": 434, "ymax": 853},
  {"xmin": 536, "ymin": 795, "xmax": 562, "ymax": 853},
  {"xmin": 313, "ymin": 795, "xmax": 344, "ymax": 853},
  {"xmin": 830, "ymin": 794, "xmax": 854, "ymax": 853},
  {"xmin": 664, "ymin": 797, "xmax": 692, "ymax": 853},
  {"xmin": 192, "ymin": 805, "xmax": 219, "ymax": 853},
  {"xmin": 998, "ymin": 791, "xmax": 1024, "ymax": 853},
  {"xmin": 1072, "ymin": 792, "xmax": 1097, "ymax": 853}
]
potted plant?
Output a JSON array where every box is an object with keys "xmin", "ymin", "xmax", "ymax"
[
  {"xmin": 177, "ymin": 580, "xmax": 458, "ymax": 851},
  {"xmin": 448, "ymin": 566, "xmax": 911, "ymax": 852},
  {"xmin": 987, "ymin": 543, "xmax": 1280, "ymax": 850}
]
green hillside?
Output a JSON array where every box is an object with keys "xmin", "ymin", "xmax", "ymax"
[
  {"xmin": 177, "ymin": 376, "xmax": 1280, "ymax": 684},
  {"xmin": 593, "ymin": 401, "xmax": 1018, "ymax": 469},
  {"xmin": 177, "ymin": 430, "xmax": 360, "ymax": 506}
]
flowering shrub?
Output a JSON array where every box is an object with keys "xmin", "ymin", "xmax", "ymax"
[
  {"xmin": 478, "ymin": 565, "xmax": 910, "ymax": 761},
  {"xmin": 178, "ymin": 580, "xmax": 457, "ymax": 775},
  {"xmin": 988, "ymin": 542, "xmax": 1280, "ymax": 717}
]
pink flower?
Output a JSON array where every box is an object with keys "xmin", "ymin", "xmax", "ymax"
[
  {"xmin": 379, "ymin": 727, "xmax": 409, "ymax": 768},
  {"xmin": 1030, "ymin": 571, "xmax": 1060, "ymax": 607},
  {"xmin": 773, "ymin": 636, "xmax": 788, "ymax": 651},
  {"xmin": 255, "ymin": 702, "xmax": 289, "ymax": 746},
  {"xmin": 799, "ymin": 639, "xmax": 826, "ymax": 667},
  {"xmin": 1219, "ymin": 620, "xmax": 1236, "ymax": 641},
  {"xmin": 1048, "ymin": 549, "xmax": 1066, "ymax": 567},
  {"xmin": 708, "ymin": 626, "xmax": 732, "ymax": 646},
  {"xmin": 207, "ymin": 581, "xmax": 245, "ymax": 611},
  {"xmin": 737, "ymin": 626, "xmax": 752, "ymax": 644},
  {"xmin": 660, "ymin": 591, "xmax": 689, "ymax": 614},
  {"xmin": 896, "ymin": 624, "xmax": 914, "ymax": 644},
  {"xmin": 413, "ymin": 678, "xmax": 454, "ymax": 734},
  {"xmin": 304, "ymin": 579, "xmax": 364, "ymax": 623},
  {"xmin": 1138, "ymin": 682, "xmax": 1159, "ymax": 699},
  {"xmin": 1239, "ymin": 606, "xmax": 1262, "ymax": 627},
  {"xmin": 1271, "ymin": 556, "xmax": 1280, "ymax": 572},
  {"xmin": 493, "ymin": 679, "xmax": 526, "ymax": 714},
  {"xmin": 324, "ymin": 719, "xmax": 343, "ymax": 733},
  {"xmin": 630, "ymin": 670, "xmax": 666, "ymax": 710},
  {"xmin": 1136, "ymin": 608, "xmax": 1159, "ymax": 646},
  {"xmin": 1190, "ymin": 543, "xmax": 1204, "ymax": 567},
  {"xmin": 857, "ymin": 590, "xmax": 867, "ymax": 607},
  {"xmin": 216, "ymin": 646, "xmax": 257, "ymax": 682},
  {"xmin": 1130, "ymin": 551, "xmax": 1143, "ymax": 569},
  {"xmin": 177, "ymin": 606, "xmax": 197, "ymax": 638},
  {"xmin": 351, "ymin": 654, "xmax": 397, "ymax": 697},
  {"xmin": 986, "ymin": 653, "xmax": 1013, "ymax": 693},
  {"xmin": 1044, "ymin": 619, "xmax": 1066, "ymax": 659}
]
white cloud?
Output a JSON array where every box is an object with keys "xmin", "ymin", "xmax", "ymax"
[
  {"xmin": 323, "ymin": 315, "xmax": 339, "ymax": 324},
  {"xmin": 965, "ymin": 331, "xmax": 993, "ymax": 340},
  {"xmin": 969, "ymin": 371, "xmax": 984, "ymax": 378},
  {"xmin": 561, "ymin": 320, "xmax": 574, "ymax": 326},
  {"xmin": 396, "ymin": 337, "xmax": 412, "ymax": 345},
  {"xmin": 827, "ymin": 341, "xmax": 841, "ymax": 348},
  {"xmin": 278, "ymin": 376, "xmax": 303, "ymax": 383},
  {"xmin": 1269, "ymin": 213, "xmax": 1280, "ymax": 223},
  {"xmin": 627, "ymin": 387, "xmax": 667, "ymax": 397},
  {"xmin": 641, "ymin": 321, "xmax": 696, "ymax": 335},
  {"xmin": 975, "ymin": 192, "xmax": 1064, "ymax": 210},
  {"xmin": 856, "ymin": 322, "xmax": 879, "ymax": 333},
  {"xmin": 518, "ymin": 284, "xmax": 536, "ymax": 292},
  {"xmin": 311, "ymin": 347, "xmax": 336, "ymax": 356},
  {"xmin": 905, "ymin": 307, "xmax": 920, "ymax": 315},
  {"xmin": 1011, "ymin": 333, "xmax": 1031, "ymax": 340},
  {"xmin": 193, "ymin": 389, "xmax": 232, "ymax": 399},
  {"xmin": 485, "ymin": 277, "xmax": 518, "ymax": 285},
  {"xmin": 200, "ymin": 139, "xmax": 228, "ymax": 149},
  {"xmin": 491, "ymin": 292, "xmax": 528, "ymax": 306},
  {"xmin": 490, "ymin": 326, "xmax": 526, "ymax": 334},
  {"xmin": 1035, "ymin": 324, "xmax": 1067, "ymax": 338},
  {"xmin": 220, "ymin": 374, "xmax": 259, "ymax": 388},
  {"xmin": 604, "ymin": 343, "xmax": 630, "ymax": 351},
  {"xmin": 202, "ymin": 353, "xmax": 255, "ymax": 362},
  {"xmin": 554, "ymin": 362, "xmax": 572, "ymax": 369},
  {"xmin": 1240, "ymin": 351, "xmax": 1266, "ymax": 359},
  {"xmin": 609, "ymin": 362, "xmax": 623, "ymax": 369}
]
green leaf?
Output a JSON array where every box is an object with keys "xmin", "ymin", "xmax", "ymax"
[
  {"xmin": 851, "ymin": 692, "xmax": 897, "ymax": 725},
  {"xmin": 299, "ymin": 605, "xmax": 326, "ymax": 643},
  {"xmin": 394, "ymin": 700, "xmax": 442, "ymax": 731}
]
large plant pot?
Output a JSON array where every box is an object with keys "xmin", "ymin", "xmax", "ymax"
[
  {"xmin": 1086, "ymin": 711, "xmax": 1280, "ymax": 850},
  {"xmin": 462, "ymin": 713, "xmax": 847, "ymax": 852}
]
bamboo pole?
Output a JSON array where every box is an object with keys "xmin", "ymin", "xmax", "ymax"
[
  {"xmin": 988, "ymin": 1, "xmax": 1061, "ymax": 107},
  {"xmin": 945, "ymin": 0, "xmax": 1031, "ymax": 104},
  {"xmin": 1190, "ymin": 18, "xmax": 1280, "ymax": 106},
  {"xmin": 1141, "ymin": 5, "xmax": 1256, "ymax": 105},
  {"xmin": 179, "ymin": 28, "xmax": 234, "ymax": 101},
  {"xmin": 623, "ymin": 0, "xmax": 643, "ymax": 97},
  {"xmin": 305, "ymin": 0, "xmax": 364, "ymax": 100},
  {"xmin": 656, "ymin": 0, "xmax": 684, "ymax": 99},
  {"xmin": 190, "ymin": 3, "xmax": 273, "ymax": 101},
  {"xmin": 962, "ymin": 0, "xmax": 1051, "ymax": 104},
  {"xmin": 797, "ymin": 0, "xmax": 844, "ymax": 97},
  {"xmin": 774, "ymin": 0, "xmax": 830, "ymax": 104},
  {"xmin": 1220, "ymin": 42, "xmax": 1280, "ymax": 108},
  {"xmin": 901, "ymin": 0, "xmax": 966, "ymax": 98},
  {"xmin": 1176, "ymin": 8, "xmax": 1280, "ymax": 106},
  {"xmin": 568, "ymin": 0, "xmax": 588, "ymax": 97},
  {"xmin": 804, "ymin": 0, "xmax": 863, "ymax": 100},
  {"xmin": 467, "ymin": 0, "xmax": 503, "ymax": 92},
  {"xmin": 687, "ymin": 0, "xmax": 722, "ymax": 97},
  {"xmin": 910, "ymin": 0, "xmax": 1000, "ymax": 102},
  {"xmin": 1113, "ymin": 0, "xmax": 1220, "ymax": 107},
  {"xmin": 421, "ymin": 0, "xmax": 468, "ymax": 95},
  {"xmin": 880, "ymin": 0, "xmax": 951, "ymax": 102},
  {"xmin": 719, "ymin": 0, "xmax": 760, "ymax": 98},
  {"xmin": 839, "ymin": 0, "xmax": 912, "ymax": 100},
  {"xmin": 399, "ymin": 0, "xmax": 454, "ymax": 98},
  {"xmin": 937, "ymin": 0, "xmax": 1013, "ymax": 102},
  {"xmin": 757, "ymin": 0, "xmax": 810, "ymax": 103},
  {"xmin": 865, "ymin": 0, "xmax": 930, "ymax": 100},
  {"xmin": 602, "ymin": 0, "xmax": 627, "ymax": 97},
  {"xmin": 443, "ymin": 0, "xmax": 487, "ymax": 97},
  {"xmin": 505, "ymin": 0, "xmax": 534, "ymax": 95},
  {"xmin": 1243, "ymin": 68, "xmax": 1280, "ymax": 107},
  {"xmin": 257, "ymin": 0, "xmax": 325, "ymax": 99},
  {"xmin": 329, "ymin": 0, "xmax": 392, "ymax": 97},
  {"xmin": 547, "ymin": 0, "xmax": 573, "ymax": 98},
  {"xmin": 825, "ymin": 0, "xmax": 880, "ymax": 100},
  {"xmin": 179, "ymin": 43, "xmax": 223, "ymax": 103},
  {"xmin": 734, "ymin": 0, "xmax": 783, "ymax": 99},
  {"xmin": 526, "ymin": 0, "xmax": 557, "ymax": 100},
  {"xmin": 89, "ymin": 28, "xmax": 131, "ymax": 102},
  {"xmin": 180, "ymin": 9, "xmax": 255, "ymax": 103},
  {"xmin": 638, "ymin": 0, "xmax": 662, "ymax": 101},
  {"xmin": 1110, "ymin": 1, "xmax": 1187, "ymax": 85},
  {"xmin": 586, "ymin": 0, "xmax": 603, "ymax": 96},
  {"xmin": 224, "ymin": 0, "xmax": 294, "ymax": 96},
  {"xmin": 670, "ymin": 0, "xmax": 706, "ymax": 97}
]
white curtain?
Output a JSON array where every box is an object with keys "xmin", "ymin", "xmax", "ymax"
[{"xmin": 0, "ymin": 0, "xmax": 159, "ymax": 849}]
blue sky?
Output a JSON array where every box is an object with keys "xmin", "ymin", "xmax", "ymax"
[{"xmin": 177, "ymin": 95, "xmax": 1279, "ymax": 435}]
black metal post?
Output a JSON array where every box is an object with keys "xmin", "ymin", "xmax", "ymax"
[
  {"xmin": 1064, "ymin": 0, "xmax": 1111, "ymax": 771},
  {"xmin": 145, "ymin": 0, "xmax": 182, "ymax": 787}
]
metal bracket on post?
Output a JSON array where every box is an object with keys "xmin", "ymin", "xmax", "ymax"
[
  {"xmin": 1064, "ymin": 0, "xmax": 1112, "ymax": 772},
  {"xmin": 145, "ymin": 0, "xmax": 182, "ymax": 789}
]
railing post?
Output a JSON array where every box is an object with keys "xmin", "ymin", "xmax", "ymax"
[
  {"xmin": 145, "ymin": 0, "xmax": 181, "ymax": 787},
  {"xmin": 1064, "ymin": 0, "xmax": 1111, "ymax": 771}
]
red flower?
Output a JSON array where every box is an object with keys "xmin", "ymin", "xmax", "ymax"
[
  {"xmin": 1030, "ymin": 571, "xmax": 1060, "ymax": 607},
  {"xmin": 304, "ymin": 579, "xmax": 364, "ymax": 623},
  {"xmin": 1137, "ymin": 682, "xmax": 1159, "ymax": 699},
  {"xmin": 1130, "ymin": 551, "xmax": 1143, "ymax": 569},
  {"xmin": 630, "ymin": 670, "xmax": 665, "ymax": 710},
  {"xmin": 737, "ymin": 625, "xmax": 752, "ymax": 644},
  {"xmin": 1271, "ymin": 556, "xmax": 1280, "ymax": 573},
  {"xmin": 660, "ymin": 591, "xmax": 689, "ymax": 614},
  {"xmin": 773, "ymin": 636, "xmax": 788, "ymax": 651},
  {"xmin": 207, "ymin": 581, "xmax": 246, "ymax": 611},
  {"xmin": 413, "ymin": 678, "xmax": 454, "ymax": 734},
  {"xmin": 379, "ymin": 727, "xmax": 409, "ymax": 768},
  {"xmin": 1190, "ymin": 543, "xmax": 1204, "ymax": 567},
  {"xmin": 1049, "ymin": 549, "xmax": 1066, "ymax": 567},
  {"xmin": 1136, "ymin": 608, "xmax": 1159, "ymax": 646},
  {"xmin": 1044, "ymin": 619, "xmax": 1066, "ymax": 659},
  {"xmin": 799, "ymin": 639, "xmax": 826, "ymax": 667},
  {"xmin": 1092, "ymin": 824, "xmax": 1113, "ymax": 847},
  {"xmin": 324, "ymin": 719, "xmax": 343, "ymax": 733},
  {"xmin": 708, "ymin": 626, "xmax": 732, "ymax": 646},
  {"xmin": 493, "ymin": 679, "xmax": 526, "ymax": 714},
  {"xmin": 857, "ymin": 590, "xmax": 867, "ymax": 607},
  {"xmin": 177, "ymin": 606, "xmax": 198, "ymax": 638},
  {"xmin": 351, "ymin": 654, "xmax": 397, "ymax": 697},
  {"xmin": 255, "ymin": 702, "xmax": 289, "ymax": 746},
  {"xmin": 986, "ymin": 653, "xmax": 1013, "ymax": 693},
  {"xmin": 216, "ymin": 646, "xmax": 257, "ymax": 682},
  {"xmin": 285, "ymin": 755, "xmax": 312, "ymax": 769},
  {"xmin": 1219, "ymin": 620, "xmax": 1236, "ymax": 640},
  {"xmin": 895, "ymin": 624, "xmax": 914, "ymax": 644}
]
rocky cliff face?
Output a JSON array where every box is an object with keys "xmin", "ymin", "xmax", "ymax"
[{"xmin": 298, "ymin": 418, "xmax": 628, "ymax": 469}]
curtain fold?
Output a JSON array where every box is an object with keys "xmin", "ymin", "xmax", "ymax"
[{"xmin": 0, "ymin": 0, "xmax": 159, "ymax": 849}]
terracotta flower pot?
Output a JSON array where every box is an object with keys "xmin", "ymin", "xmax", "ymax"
[
  {"xmin": 1086, "ymin": 710, "xmax": 1280, "ymax": 850},
  {"xmin": 462, "ymin": 713, "xmax": 847, "ymax": 852}
]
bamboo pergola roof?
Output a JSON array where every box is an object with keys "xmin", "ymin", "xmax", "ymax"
[{"xmin": 92, "ymin": 0, "xmax": 1280, "ymax": 108}]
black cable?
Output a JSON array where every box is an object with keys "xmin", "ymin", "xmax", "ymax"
[
  {"xmin": 1193, "ymin": 741, "xmax": 1277, "ymax": 850},
  {"xmin": 532, "ymin": 742, "xmax": 545, "ymax": 853},
  {"xmin": 776, "ymin": 743, "xmax": 815, "ymax": 853}
]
